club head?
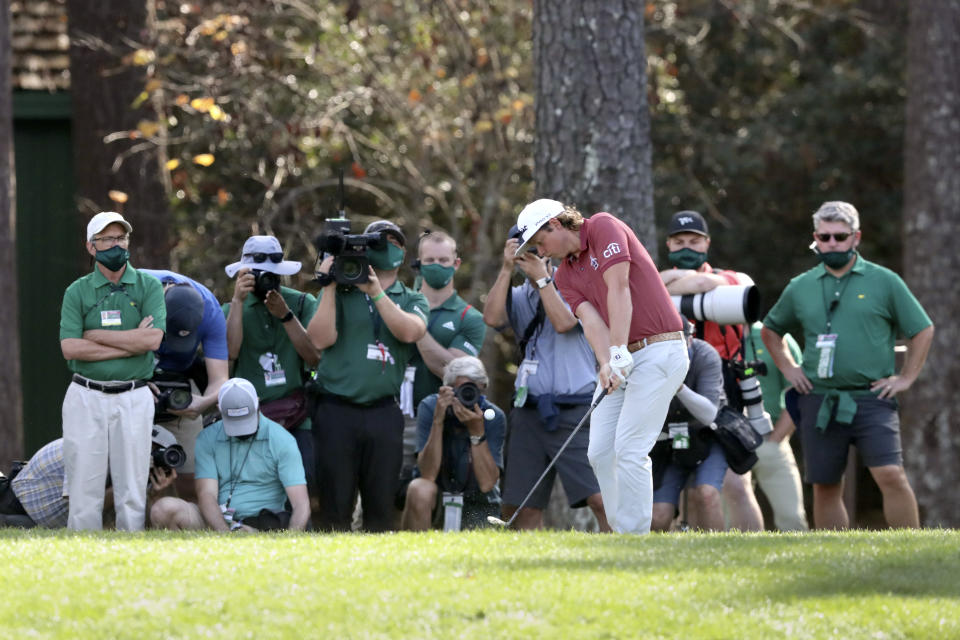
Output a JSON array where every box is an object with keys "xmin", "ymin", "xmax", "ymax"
[{"xmin": 486, "ymin": 515, "xmax": 509, "ymax": 527}]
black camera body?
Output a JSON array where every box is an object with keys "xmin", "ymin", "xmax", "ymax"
[
  {"xmin": 152, "ymin": 444, "xmax": 186, "ymax": 471},
  {"xmin": 729, "ymin": 358, "xmax": 767, "ymax": 379},
  {"xmin": 154, "ymin": 380, "xmax": 193, "ymax": 420},
  {"xmin": 446, "ymin": 381, "xmax": 481, "ymax": 419},
  {"xmin": 252, "ymin": 269, "xmax": 281, "ymax": 299},
  {"xmin": 315, "ymin": 218, "xmax": 387, "ymax": 286}
]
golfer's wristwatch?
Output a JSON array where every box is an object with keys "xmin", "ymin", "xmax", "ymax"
[
  {"xmin": 535, "ymin": 276, "xmax": 553, "ymax": 290},
  {"xmin": 469, "ymin": 433, "xmax": 487, "ymax": 446}
]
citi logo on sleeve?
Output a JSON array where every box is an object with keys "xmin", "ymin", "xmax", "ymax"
[{"xmin": 602, "ymin": 242, "xmax": 621, "ymax": 258}]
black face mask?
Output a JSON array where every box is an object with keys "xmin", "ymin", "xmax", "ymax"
[{"xmin": 252, "ymin": 270, "xmax": 281, "ymax": 300}]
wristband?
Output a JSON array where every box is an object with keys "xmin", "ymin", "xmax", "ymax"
[
  {"xmin": 371, "ymin": 291, "xmax": 386, "ymax": 302},
  {"xmin": 280, "ymin": 310, "xmax": 295, "ymax": 323}
]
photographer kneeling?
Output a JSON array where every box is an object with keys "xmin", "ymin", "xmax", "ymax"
[
  {"xmin": 651, "ymin": 321, "xmax": 727, "ymax": 532},
  {"xmin": 400, "ymin": 356, "xmax": 505, "ymax": 531}
]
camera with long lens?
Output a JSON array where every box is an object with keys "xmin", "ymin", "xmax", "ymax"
[
  {"xmin": 252, "ymin": 269, "xmax": 281, "ymax": 299},
  {"xmin": 671, "ymin": 284, "xmax": 760, "ymax": 325},
  {"xmin": 154, "ymin": 380, "xmax": 193, "ymax": 420},
  {"xmin": 729, "ymin": 359, "xmax": 772, "ymax": 436},
  {"xmin": 314, "ymin": 217, "xmax": 387, "ymax": 286},
  {"xmin": 446, "ymin": 381, "xmax": 481, "ymax": 418},
  {"xmin": 151, "ymin": 425, "xmax": 186, "ymax": 472}
]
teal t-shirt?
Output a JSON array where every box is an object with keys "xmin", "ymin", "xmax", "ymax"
[
  {"xmin": 763, "ymin": 256, "xmax": 931, "ymax": 390},
  {"xmin": 194, "ymin": 415, "xmax": 305, "ymax": 520}
]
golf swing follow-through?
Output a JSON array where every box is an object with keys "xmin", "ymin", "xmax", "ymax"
[{"xmin": 488, "ymin": 387, "xmax": 606, "ymax": 528}]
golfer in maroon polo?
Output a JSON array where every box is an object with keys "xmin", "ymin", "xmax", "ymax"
[{"xmin": 515, "ymin": 199, "xmax": 689, "ymax": 533}]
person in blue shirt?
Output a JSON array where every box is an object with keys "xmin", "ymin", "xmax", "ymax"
[
  {"xmin": 141, "ymin": 269, "xmax": 230, "ymax": 500},
  {"xmin": 149, "ymin": 378, "xmax": 309, "ymax": 531},
  {"xmin": 400, "ymin": 357, "xmax": 505, "ymax": 530}
]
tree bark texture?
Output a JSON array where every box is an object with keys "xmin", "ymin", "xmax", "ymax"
[
  {"xmin": 0, "ymin": 0, "xmax": 25, "ymax": 464},
  {"xmin": 533, "ymin": 0, "xmax": 657, "ymax": 252},
  {"xmin": 67, "ymin": 0, "xmax": 170, "ymax": 269},
  {"xmin": 901, "ymin": 0, "xmax": 960, "ymax": 527}
]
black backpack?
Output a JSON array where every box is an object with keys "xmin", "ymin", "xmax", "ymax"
[{"xmin": 712, "ymin": 405, "xmax": 762, "ymax": 474}]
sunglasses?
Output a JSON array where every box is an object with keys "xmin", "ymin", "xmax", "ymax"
[
  {"xmin": 245, "ymin": 252, "xmax": 284, "ymax": 263},
  {"xmin": 814, "ymin": 232, "xmax": 852, "ymax": 242}
]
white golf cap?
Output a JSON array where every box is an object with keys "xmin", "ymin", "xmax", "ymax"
[
  {"xmin": 87, "ymin": 211, "xmax": 133, "ymax": 242},
  {"xmin": 514, "ymin": 198, "xmax": 564, "ymax": 256},
  {"xmin": 225, "ymin": 235, "xmax": 302, "ymax": 278},
  {"xmin": 217, "ymin": 378, "xmax": 260, "ymax": 437}
]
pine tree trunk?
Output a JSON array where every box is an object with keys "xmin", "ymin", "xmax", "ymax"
[
  {"xmin": 533, "ymin": 0, "xmax": 656, "ymax": 251},
  {"xmin": 66, "ymin": 0, "xmax": 170, "ymax": 269},
  {"xmin": 901, "ymin": 0, "xmax": 960, "ymax": 527},
  {"xmin": 0, "ymin": 0, "xmax": 25, "ymax": 465}
]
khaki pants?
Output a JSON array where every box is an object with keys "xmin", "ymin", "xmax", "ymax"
[
  {"xmin": 62, "ymin": 382, "xmax": 153, "ymax": 531},
  {"xmin": 752, "ymin": 437, "xmax": 808, "ymax": 531}
]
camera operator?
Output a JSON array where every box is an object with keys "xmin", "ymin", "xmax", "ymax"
[
  {"xmin": 742, "ymin": 321, "xmax": 808, "ymax": 531},
  {"xmin": 399, "ymin": 356, "xmax": 505, "ymax": 530},
  {"xmin": 59, "ymin": 212, "xmax": 165, "ymax": 531},
  {"xmin": 762, "ymin": 201, "xmax": 933, "ymax": 529},
  {"xmin": 150, "ymin": 378, "xmax": 310, "ymax": 532},
  {"xmin": 0, "ymin": 430, "xmax": 180, "ymax": 528},
  {"xmin": 651, "ymin": 320, "xmax": 727, "ymax": 531},
  {"xmin": 223, "ymin": 236, "xmax": 320, "ymax": 488},
  {"xmin": 482, "ymin": 227, "xmax": 609, "ymax": 531},
  {"xmin": 141, "ymin": 270, "xmax": 229, "ymax": 500},
  {"xmin": 307, "ymin": 220, "xmax": 428, "ymax": 532},
  {"xmin": 658, "ymin": 210, "xmax": 764, "ymax": 531}
]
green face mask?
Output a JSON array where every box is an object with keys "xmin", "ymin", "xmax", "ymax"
[
  {"xmin": 95, "ymin": 246, "xmax": 130, "ymax": 272},
  {"xmin": 420, "ymin": 263, "xmax": 456, "ymax": 289},
  {"xmin": 816, "ymin": 248, "xmax": 856, "ymax": 269},
  {"xmin": 368, "ymin": 243, "xmax": 405, "ymax": 271},
  {"xmin": 667, "ymin": 248, "xmax": 707, "ymax": 270}
]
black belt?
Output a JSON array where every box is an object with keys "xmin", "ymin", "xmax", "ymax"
[
  {"xmin": 315, "ymin": 392, "xmax": 396, "ymax": 409},
  {"xmin": 72, "ymin": 374, "xmax": 147, "ymax": 394}
]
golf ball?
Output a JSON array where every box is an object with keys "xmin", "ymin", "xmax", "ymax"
[{"xmin": 483, "ymin": 408, "xmax": 496, "ymax": 421}]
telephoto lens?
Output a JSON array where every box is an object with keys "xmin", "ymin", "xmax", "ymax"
[{"xmin": 737, "ymin": 376, "xmax": 772, "ymax": 435}]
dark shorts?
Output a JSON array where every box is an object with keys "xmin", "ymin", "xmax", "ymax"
[
  {"xmin": 796, "ymin": 393, "xmax": 902, "ymax": 484},
  {"xmin": 652, "ymin": 441, "xmax": 727, "ymax": 505},
  {"xmin": 502, "ymin": 405, "xmax": 600, "ymax": 510}
]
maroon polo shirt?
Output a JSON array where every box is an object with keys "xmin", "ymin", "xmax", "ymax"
[{"xmin": 556, "ymin": 212, "xmax": 682, "ymax": 342}]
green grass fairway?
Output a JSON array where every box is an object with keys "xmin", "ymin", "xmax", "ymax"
[{"xmin": 1, "ymin": 529, "xmax": 957, "ymax": 639}]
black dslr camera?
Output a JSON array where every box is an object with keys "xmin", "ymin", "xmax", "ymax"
[
  {"xmin": 154, "ymin": 380, "xmax": 192, "ymax": 418},
  {"xmin": 151, "ymin": 425, "xmax": 186, "ymax": 472},
  {"xmin": 252, "ymin": 270, "xmax": 281, "ymax": 299},
  {"xmin": 446, "ymin": 381, "xmax": 481, "ymax": 418},
  {"xmin": 315, "ymin": 217, "xmax": 387, "ymax": 286}
]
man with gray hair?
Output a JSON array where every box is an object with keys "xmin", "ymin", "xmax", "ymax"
[
  {"xmin": 399, "ymin": 356, "xmax": 506, "ymax": 530},
  {"xmin": 762, "ymin": 201, "xmax": 934, "ymax": 529}
]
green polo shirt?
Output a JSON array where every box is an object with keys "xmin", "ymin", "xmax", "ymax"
[
  {"xmin": 194, "ymin": 415, "xmax": 306, "ymax": 520},
  {"xmin": 221, "ymin": 287, "xmax": 318, "ymax": 429},
  {"xmin": 314, "ymin": 280, "xmax": 429, "ymax": 404},
  {"xmin": 59, "ymin": 263, "xmax": 166, "ymax": 381},
  {"xmin": 763, "ymin": 255, "xmax": 931, "ymax": 390},
  {"xmin": 411, "ymin": 291, "xmax": 486, "ymax": 407},
  {"xmin": 744, "ymin": 322, "xmax": 801, "ymax": 422}
]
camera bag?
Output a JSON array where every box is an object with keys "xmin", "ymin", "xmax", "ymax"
[{"xmin": 712, "ymin": 405, "xmax": 762, "ymax": 474}]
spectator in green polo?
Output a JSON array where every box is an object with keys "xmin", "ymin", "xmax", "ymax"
[
  {"xmin": 762, "ymin": 201, "xmax": 934, "ymax": 530},
  {"xmin": 222, "ymin": 235, "xmax": 320, "ymax": 490},
  {"xmin": 307, "ymin": 220, "xmax": 428, "ymax": 532},
  {"xmin": 398, "ymin": 230, "xmax": 486, "ymax": 487},
  {"xmin": 59, "ymin": 211, "xmax": 166, "ymax": 531}
]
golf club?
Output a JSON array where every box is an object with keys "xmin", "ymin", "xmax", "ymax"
[{"xmin": 487, "ymin": 389, "xmax": 606, "ymax": 528}]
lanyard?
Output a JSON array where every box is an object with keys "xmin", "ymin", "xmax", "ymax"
[
  {"xmin": 821, "ymin": 274, "xmax": 852, "ymax": 333},
  {"xmin": 225, "ymin": 436, "xmax": 255, "ymax": 509}
]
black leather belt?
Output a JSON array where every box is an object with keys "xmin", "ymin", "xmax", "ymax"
[{"xmin": 72, "ymin": 374, "xmax": 147, "ymax": 394}]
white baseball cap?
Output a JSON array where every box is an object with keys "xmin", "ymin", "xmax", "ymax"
[
  {"xmin": 514, "ymin": 199, "xmax": 564, "ymax": 256},
  {"xmin": 225, "ymin": 235, "xmax": 302, "ymax": 278},
  {"xmin": 217, "ymin": 378, "xmax": 260, "ymax": 437},
  {"xmin": 87, "ymin": 211, "xmax": 133, "ymax": 242}
]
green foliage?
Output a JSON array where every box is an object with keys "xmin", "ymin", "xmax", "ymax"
[{"xmin": 1, "ymin": 529, "xmax": 958, "ymax": 638}]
